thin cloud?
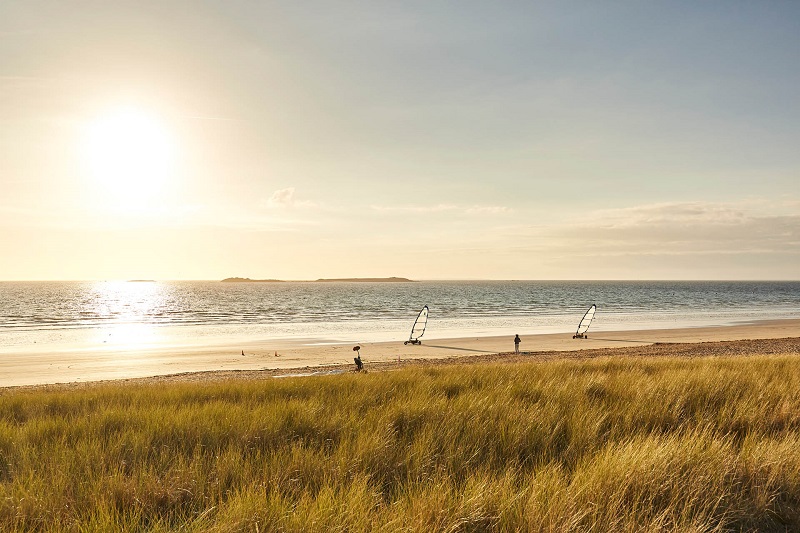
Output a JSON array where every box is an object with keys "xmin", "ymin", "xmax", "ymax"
[
  {"xmin": 181, "ymin": 114, "xmax": 241, "ymax": 122},
  {"xmin": 553, "ymin": 201, "xmax": 800, "ymax": 255},
  {"xmin": 0, "ymin": 75, "xmax": 55, "ymax": 81},
  {"xmin": 370, "ymin": 203, "xmax": 457, "ymax": 213},
  {"xmin": 0, "ymin": 75, "xmax": 60, "ymax": 88},
  {"xmin": 588, "ymin": 202, "xmax": 749, "ymax": 226},
  {"xmin": 466, "ymin": 205, "xmax": 513, "ymax": 215},
  {"xmin": 0, "ymin": 30, "xmax": 43, "ymax": 36},
  {"xmin": 370, "ymin": 203, "xmax": 512, "ymax": 215}
]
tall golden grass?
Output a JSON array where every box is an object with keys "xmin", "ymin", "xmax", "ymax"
[{"xmin": 1, "ymin": 354, "xmax": 799, "ymax": 531}]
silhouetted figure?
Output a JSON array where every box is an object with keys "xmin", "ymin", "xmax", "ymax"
[
  {"xmin": 241, "ymin": 350, "xmax": 245, "ymax": 356},
  {"xmin": 514, "ymin": 334, "xmax": 521, "ymax": 354},
  {"xmin": 353, "ymin": 345, "xmax": 363, "ymax": 371}
]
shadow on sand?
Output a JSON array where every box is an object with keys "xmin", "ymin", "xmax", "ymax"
[
  {"xmin": 582, "ymin": 337, "xmax": 666, "ymax": 344},
  {"xmin": 422, "ymin": 344, "xmax": 496, "ymax": 354}
]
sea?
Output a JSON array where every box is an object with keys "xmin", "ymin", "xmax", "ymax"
[{"xmin": 0, "ymin": 281, "xmax": 798, "ymax": 354}]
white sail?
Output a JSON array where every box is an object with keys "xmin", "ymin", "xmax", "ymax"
[
  {"xmin": 409, "ymin": 305, "xmax": 429, "ymax": 341},
  {"xmin": 576, "ymin": 304, "xmax": 596, "ymax": 335}
]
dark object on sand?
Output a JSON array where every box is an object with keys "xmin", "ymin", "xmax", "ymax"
[{"xmin": 353, "ymin": 345, "xmax": 363, "ymax": 371}]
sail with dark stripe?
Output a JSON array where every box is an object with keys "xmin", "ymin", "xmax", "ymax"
[
  {"xmin": 574, "ymin": 304, "xmax": 596, "ymax": 338},
  {"xmin": 405, "ymin": 305, "xmax": 429, "ymax": 345}
]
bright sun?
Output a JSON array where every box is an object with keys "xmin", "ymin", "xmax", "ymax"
[{"xmin": 83, "ymin": 107, "xmax": 175, "ymax": 210}]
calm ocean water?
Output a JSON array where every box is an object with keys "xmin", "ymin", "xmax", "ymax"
[{"xmin": 0, "ymin": 281, "xmax": 798, "ymax": 353}]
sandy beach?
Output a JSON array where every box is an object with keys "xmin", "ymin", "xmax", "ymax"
[{"xmin": 3, "ymin": 318, "xmax": 800, "ymax": 389}]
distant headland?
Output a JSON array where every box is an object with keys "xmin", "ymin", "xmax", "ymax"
[
  {"xmin": 221, "ymin": 277, "xmax": 414, "ymax": 283},
  {"xmin": 315, "ymin": 277, "xmax": 414, "ymax": 283},
  {"xmin": 221, "ymin": 277, "xmax": 284, "ymax": 283}
]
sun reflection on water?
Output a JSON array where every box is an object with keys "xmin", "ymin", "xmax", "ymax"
[
  {"xmin": 88, "ymin": 281, "xmax": 166, "ymax": 349},
  {"xmin": 93, "ymin": 322, "xmax": 162, "ymax": 349}
]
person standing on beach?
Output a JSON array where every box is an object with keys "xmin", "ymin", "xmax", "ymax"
[{"xmin": 514, "ymin": 334, "xmax": 521, "ymax": 354}]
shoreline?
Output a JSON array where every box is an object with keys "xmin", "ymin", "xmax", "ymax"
[
  {"xmin": 7, "ymin": 336, "xmax": 800, "ymax": 394},
  {"xmin": 2, "ymin": 318, "xmax": 800, "ymax": 389}
]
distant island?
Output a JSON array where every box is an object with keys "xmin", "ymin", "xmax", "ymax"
[
  {"xmin": 221, "ymin": 277, "xmax": 284, "ymax": 283},
  {"xmin": 128, "ymin": 279, "xmax": 156, "ymax": 283},
  {"xmin": 221, "ymin": 277, "xmax": 414, "ymax": 283},
  {"xmin": 315, "ymin": 277, "xmax": 414, "ymax": 283}
]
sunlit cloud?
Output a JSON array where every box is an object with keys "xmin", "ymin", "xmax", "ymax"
[{"xmin": 266, "ymin": 187, "xmax": 317, "ymax": 209}]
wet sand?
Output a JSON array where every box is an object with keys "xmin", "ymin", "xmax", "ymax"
[{"xmin": 3, "ymin": 319, "xmax": 799, "ymax": 389}]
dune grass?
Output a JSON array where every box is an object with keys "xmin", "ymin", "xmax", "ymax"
[{"xmin": 1, "ymin": 354, "xmax": 800, "ymax": 532}]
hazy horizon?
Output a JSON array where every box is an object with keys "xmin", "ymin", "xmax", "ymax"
[
  {"xmin": 1, "ymin": 277, "xmax": 798, "ymax": 283},
  {"xmin": 2, "ymin": 1, "xmax": 798, "ymax": 281}
]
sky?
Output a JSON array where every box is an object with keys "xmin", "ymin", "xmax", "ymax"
[{"xmin": 1, "ymin": 1, "xmax": 798, "ymax": 280}]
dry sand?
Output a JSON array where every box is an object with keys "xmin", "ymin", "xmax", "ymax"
[{"xmin": 3, "ymin": 319, "xmax": 800, "ymax": 389}]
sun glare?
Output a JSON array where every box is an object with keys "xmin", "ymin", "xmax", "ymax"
[{"xmin": 83, "ymin": 107, "xmax": 175, "ymax": 210}]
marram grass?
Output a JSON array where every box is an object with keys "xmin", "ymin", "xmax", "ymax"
[{"xmin": 1, "ymin": 355, "xmax": 800, "ymax": 532}]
